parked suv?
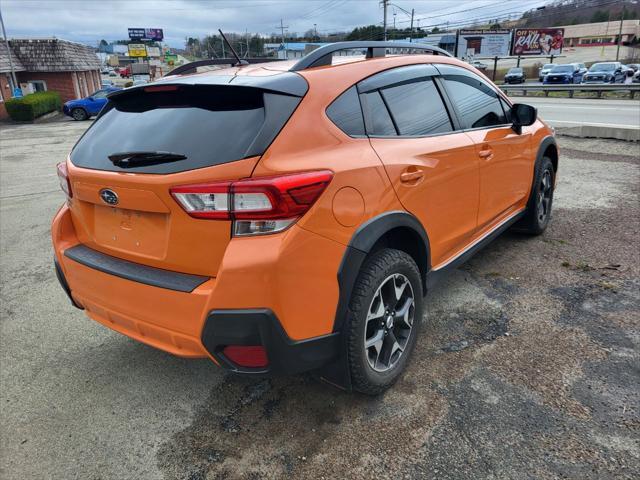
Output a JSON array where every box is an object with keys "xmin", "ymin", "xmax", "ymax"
[
  {"xmin": 52, "ymin": 42, "xmax": 558, "ymax": 394},
  {"xmin": 582, "ymin": 62, "xmax": 625, "ymax": 84},
  {"xmin": 543, "ymin": 63, "xmax": 585, "ymax": 84}
]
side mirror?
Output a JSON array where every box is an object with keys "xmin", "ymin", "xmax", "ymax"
[
  {"xmin": 511, "ymin": 103, "xmax": 537, "ymax": 134},
  {"xmin": 88, "ymin": 96, "xmax": 95, "ymax": 101}
]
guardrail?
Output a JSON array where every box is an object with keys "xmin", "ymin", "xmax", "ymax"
[{"xmin": 499, "ymin": 84, "xmax": 640, "ymax": 99}]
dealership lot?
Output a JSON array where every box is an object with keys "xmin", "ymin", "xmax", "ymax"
[{"xmin": 1, "ymin": 120, "xmax": 639, "ymax": 479}]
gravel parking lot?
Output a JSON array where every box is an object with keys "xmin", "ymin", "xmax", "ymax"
[{"xmin": 1, "ymin": 119, "xmax": 638, "ymax": 480}]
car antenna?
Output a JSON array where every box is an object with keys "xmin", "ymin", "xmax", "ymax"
[{"xmin": 218, "ymin": 29, "xmax": 248, "ymax": 66}]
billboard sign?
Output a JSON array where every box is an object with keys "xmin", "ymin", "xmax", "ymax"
[
  {"xmin": 511, "ymin": 28, "xmax": 564, "ymax": 56},
  {"xmin": 128, "ymin": 28, "xmax": 164, "ymax": 41},
  {"xmin": 146, "ymin": 46, "xmax": 161, "ymax": 58},
  {"xmin": 456, "ymin": 29, "xmax": 511, "ymax": 57},
  {"xmin": 128, "ymin": 43, "xmax": 148, "ymax": 57}
]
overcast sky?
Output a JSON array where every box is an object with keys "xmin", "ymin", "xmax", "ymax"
[{"xmin": 1, "ymin": 0, "xmax": 551, "ymax": 48}]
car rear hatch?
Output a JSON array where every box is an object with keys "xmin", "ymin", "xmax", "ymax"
[{"xmin": 65, "ymin": 76, "xmax": 307, "ymax": 277}]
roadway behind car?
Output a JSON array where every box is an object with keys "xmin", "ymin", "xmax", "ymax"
[{"xmin": 514, "ymin": 97, "xmax": 640, "ymax": 129}]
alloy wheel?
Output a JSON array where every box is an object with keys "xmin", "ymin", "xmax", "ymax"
[
  {"xmin": 364, "ymin": 273, "xmax": 415, "ymax": 372},
  {"xmin": 537, "ymin": 168, "xmax": 553, "ymax": 223}
]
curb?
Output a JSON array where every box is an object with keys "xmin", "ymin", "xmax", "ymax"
[{"xmin": 555, "ymin": 125, "xmax": 639, "ymax": 142}]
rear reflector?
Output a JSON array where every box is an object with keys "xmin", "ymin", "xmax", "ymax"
[
  {"xmin": 56, "ymin": 161, "xmax": 72, "ymax": 198},
  {"xmin": 222, "ymin": 345, "xmax": 268, "ymax": 368},
  {"xmin": 170, "ymin": 170, "xmax": 333, "ymax": 235}
]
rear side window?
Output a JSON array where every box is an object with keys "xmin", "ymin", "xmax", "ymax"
[
  {"xmin": 380, "ymin": 78, "xmax": 452, "ymax": 136},
  {"xmin": 442, "ymin": 75, "xmax": 507, "ymax": 129},
  {"xmin": 360, "ymin": 91, "xmax": 396, "ymax": 136},
  {"xmin": 326, "ymin": 86, "xmax": 365, "ymax": 136},
  {"xmin": 70, "ymin": 85, "xmax": 301, "ymax": 174}
]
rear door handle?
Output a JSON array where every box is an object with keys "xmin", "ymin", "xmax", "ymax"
[
  {"xmin": 478, "ymin": 148, "xmax": 493, "ymax": 159},
  {"xmin": 400, "ymin": 170, "xmax": 424, "ymax": 183}
]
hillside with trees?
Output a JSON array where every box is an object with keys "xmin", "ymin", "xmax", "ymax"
[{"xmin": 521, "ymin": 0, "xmax": 639, "ymax": 27}]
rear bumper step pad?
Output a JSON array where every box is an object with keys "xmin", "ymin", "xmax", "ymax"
[{"xmin": 64, "ymin": 244, "xmax": 209, "ymax": 293}]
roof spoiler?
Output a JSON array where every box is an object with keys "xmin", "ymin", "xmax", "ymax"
[
  {"xmin": 165, "ymin": 58, "xmax": 280, "ymax": 77},
  {"xmin": 289, "ymin": 41, "xmax": 453, "ymax": 72}
]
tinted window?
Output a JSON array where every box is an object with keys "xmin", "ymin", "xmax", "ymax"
[
  {"xmin": 361, "ymin": 90, "xmax": 396, "ymax": 136},
  {"xmin": 442, "ymin": 75, "xmax": 507, "ymax": 129},
  {"xmin": 380, "ymin": 78, "xmax": 452, "ymax": 136},
  {"xmin": 326, "ymin": 86, "xmax": 365, "ymax": 136},
  {"xmin": 92, "ymin": 90, "xmax": 109, "ymax": 99},
  {"xmin": 71, "ymin": 85, "xmax": 301, "ymax": 174}
]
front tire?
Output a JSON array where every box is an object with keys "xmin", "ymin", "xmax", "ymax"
[
  {"xmin": 514, "ymin": 156, "xmax": 555, "ymax": 235},
  {"xmin": 346, "ymin": 248, "xmax": 424, "ymax": 395},
  {"xmin": 71, "ymin": 108, "xmax": 88, "ymax": 121}
]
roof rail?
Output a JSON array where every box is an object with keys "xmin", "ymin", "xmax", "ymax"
[
  {"xmin": 289, "ymin": 41, "xmax": 453, "ymax": 72},
  {"xmin": 165, "ymin": 57, "xmax": 280, "ymax": 77}
]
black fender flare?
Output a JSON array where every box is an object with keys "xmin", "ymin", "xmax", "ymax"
[
  {"xmin": 537, "ymin": 135, "xmax": 558, "ymax": 168},
  {"xmin": 333, "ymin": 210, "xmax": 430, "ymax": 334},
  {"xmin": 317, "ymin": 211, "xmax": 430, "ymax": 390}
]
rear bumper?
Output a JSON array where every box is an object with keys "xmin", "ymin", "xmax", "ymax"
[
  {"xmin": 202, "ymin": 309, "xmax": 340, "ymax": 375},
  {"xmin": 51, "ymin": 204, "xmax": 345, "ymax": 373}
]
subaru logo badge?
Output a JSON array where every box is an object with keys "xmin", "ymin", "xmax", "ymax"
[{"xmin": 99, "ymin": 188, "xmax": 119, "ymax": 206}]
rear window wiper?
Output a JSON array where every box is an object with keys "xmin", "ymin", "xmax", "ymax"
[{"xmin": 108, "ymin": 151, "xmax": 187, "ymax": 168}]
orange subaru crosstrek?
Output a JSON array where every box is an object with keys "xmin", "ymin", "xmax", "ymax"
[{"xmin": 52, "ymin": 42, "xmax": 558, "ymax": 394}]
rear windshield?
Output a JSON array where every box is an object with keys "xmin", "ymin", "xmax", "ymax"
[{"xmin": 70, "ymin": 85, "xmax": 302, "ymax": 174}]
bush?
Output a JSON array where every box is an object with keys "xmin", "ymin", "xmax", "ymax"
[{"xmin": 4, "ymin": 91, "xmax": 62, "ymax": 121}]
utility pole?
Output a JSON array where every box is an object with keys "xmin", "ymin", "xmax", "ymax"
[
  {"xmin": 410, "ymin": 8, "xmax": 414, "ymax": 42},
  {"xmin": 314, "ymin": 23, "xmax": 318, "ymax": 42},
  {"xmin": 0, "ymin": 5, "xmax": 18, "ymax": 91},
  {"xmin": 277, "ymin": 19, "xmax": 289, "ymax": 59},
  {"xmin": 245, "ymin": 28, "xmax": 250, "ymax": 58},
  {"xmin": 616, "ymin": 8, "xmax": 625, "ymax": 61},
  {"xmin": 382, "ymin": 0, "xmax": 388, "ymax": 41}
]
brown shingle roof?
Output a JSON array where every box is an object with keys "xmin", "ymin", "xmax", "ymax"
[
  {"xmin": 6, "ymin": 38, "xmax": 99, "ymax": 72},
  {"xmin": 0, "ymin": 42, "xmax": 26, "ymax": 73}
]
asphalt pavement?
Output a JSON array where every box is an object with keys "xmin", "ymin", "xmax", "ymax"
[
  {"xmin": 513, "ymin": 97, "xmax": 640, "ymax": 129},
  {"xmin": 1, "ymin": 120, "xmax": 639, "ymax": 479}
]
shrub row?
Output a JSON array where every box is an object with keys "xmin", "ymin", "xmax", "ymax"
[{"xmin": 5, "ymin": 91, "xmax": 62, "ymax": 121}]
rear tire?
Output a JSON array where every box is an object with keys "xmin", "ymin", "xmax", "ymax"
[
  {"xmin": 71, "ymin": 108, "xmax": 88, "ymax": 121},
  {"xmin": 514, "ymin": 156, "xmax": 555, "ymax": 235},
  {"xmin": 346, "ymin": 248, "xmax": 424, "ymax": 395}
]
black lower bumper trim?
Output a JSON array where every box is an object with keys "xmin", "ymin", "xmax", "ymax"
[
  {"xmin": 202, "ymin": 309, "xmax": 341, "ymax": 375},
  {"xmin": 54, "ymin": 257, "xmax": 83, "ymax": 310},
  {"xmin": 64, "ymin": 244, "xmax": 209, "ymax": 293}
]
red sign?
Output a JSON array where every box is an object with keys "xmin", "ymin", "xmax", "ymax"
[{"xmin": 511, "ymin": 28, "xmax": 564, "ymax": 56}]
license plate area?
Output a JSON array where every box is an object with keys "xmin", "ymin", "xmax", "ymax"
[{"xmin": 93, "ymin": 205, "xmax": 169, "ymax": 259}]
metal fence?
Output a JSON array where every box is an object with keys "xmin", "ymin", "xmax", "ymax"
[{"xmin": 499, "ymin": 83, "xmax": 640, "ymax": 99}]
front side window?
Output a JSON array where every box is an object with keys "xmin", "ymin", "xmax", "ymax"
[
  {"xmin": 442, "ymin": 74, "xmax": 507, "ymax": 129},
  {"xmin": 379, "ymin": 78, "xmax": 452, "ymax": 136}
]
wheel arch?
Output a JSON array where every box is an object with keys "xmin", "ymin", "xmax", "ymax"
[
  {"xmin": 540, "ymin": 135, "xmax": 559, "ymax": 173},
  {"xmin": 333, "ymin": 211, "xmax": 430, "ymax": 334}
]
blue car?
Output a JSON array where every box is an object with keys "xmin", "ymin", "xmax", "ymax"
[
  {"xmin": 63, "ymin": 87, "xmax": 121, "ymax": 121},
  {"xmin": 543, "ymin": 63, "xmax": 585, "ymax": 84}
]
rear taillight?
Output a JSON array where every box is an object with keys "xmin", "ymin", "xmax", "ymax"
[
  {"xmin": 56, "ymin": 162, "xmax": 72, "ymax": 198},
  {"xmin": 170, "ymin": 170, "xmax": 333, "ymax": 236}
]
